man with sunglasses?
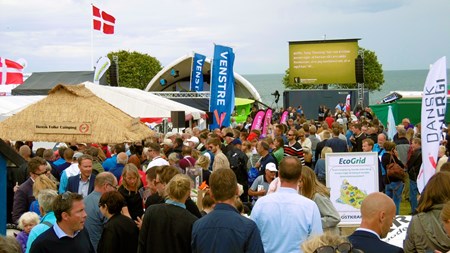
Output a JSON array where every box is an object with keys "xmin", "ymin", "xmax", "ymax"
[
  {"xmin": 348, "ymin": 192, "xmax": 403, "ymax": 253},
  {"xmin": 12, "ymin": 156, "xmax": 48, "ymax": 224}
]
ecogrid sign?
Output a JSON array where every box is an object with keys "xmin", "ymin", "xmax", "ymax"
[{"xmin": 325, "ymin": 152, "xmax": 379, "ymax": 225}]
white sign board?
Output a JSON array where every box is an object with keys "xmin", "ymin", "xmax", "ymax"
[
  {"xmin": 326, "ymin": 152, "xmax": 379, "ymax": 225},
  {"xmin": 382, "ymin": 215, "xmax": 412, "ymax": 248}
]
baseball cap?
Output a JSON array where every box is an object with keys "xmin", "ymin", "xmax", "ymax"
[
  {"xmin": 231, "ymin": 138, "xmax": 242, "ymax": 145},
  {"xmin": 160, "ymin": 139, "xmax": 173, "ymax": 147},
  {"xmin": 265, "ymin": 162, "xmax": 277, "ymax": 172},
  {"xmin": 73, "ymin": 152, "xmax": 83, "ymax": 160},
  {"xmin": 186, "ymin": 136, "xmax": 199, "ymax": 144},
  {"xmin": 165, "ymin": 132, "xmax": 176, "ymax": 138}
]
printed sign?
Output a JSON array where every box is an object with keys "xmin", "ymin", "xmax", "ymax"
[
  {"xmin": 35, "ymin": 122, "xmax": 92, "ymax": 135},
  {"xmin": 382, "ymin": 215, "xmax": 412, "ymax": 248},
  {"xmin": 326, "ymin": 152, "xmax": 379, "ymax": 225}
]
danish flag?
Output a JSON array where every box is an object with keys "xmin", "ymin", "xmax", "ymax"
[
  {"xmin": 0, "ymin": 57, "xmax": 24, "ymax": 85},
  {"xmin": 92, "ymin": 5, "xmax": 116, "ymax": 34}
]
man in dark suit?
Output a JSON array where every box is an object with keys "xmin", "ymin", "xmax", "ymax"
[
  {"xmin": 12, "ymin": 157, "xmax": 48, "ymax": 224},
  {"xmin": 348, "ymin": 192, "xmax": 404, "ymax": 253},
  {"xmin": 67, "ymin": 154, "xmax": 96, "ymax": 197}
]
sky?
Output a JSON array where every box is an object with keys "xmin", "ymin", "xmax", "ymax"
[{"xmin": 1, "ymin": 0, "xmax": 449, "ymax": 75}]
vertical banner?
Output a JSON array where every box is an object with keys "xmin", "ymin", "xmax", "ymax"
[
  {"xmin": 209, "ymin": 45, "xmax": 235, "ymax": 130},
  {"xmin": 251, "ymin": 110, "xmax": 266, "ymax": 131},
  {"xmin": 93, "ymin": 56, "xmax": 111, "ymax": 84},
  {"xmin": 418, "ymin": 56, "xmax": 447, "ymax": 193},
  {"xmin": 261, "ymin": 108, "xmax": 273, "ymax": 137},
  {"xmin": 387, "ymin": 105, "xmax": 396, "ymax": 141},
  {"xmin": 190, "ymin": 53, "xmax": 206, "ymax": 92},
  {"xmin": 280, "ymin": 110, "xmax": 289, "ymax": 124},
  {"xmin": 345, "ymin": 94, "xmax": 351, "ymax": 112}
]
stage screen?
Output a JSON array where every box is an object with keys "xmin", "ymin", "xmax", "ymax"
[{"xmin": 289, "ymin": 39, "xmax": 359, "ymax": 85}]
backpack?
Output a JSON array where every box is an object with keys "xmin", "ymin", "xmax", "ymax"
[
  {"xmin": 228, "ymin": 151, "xmax": 242, "ymax": 171},
  {"xmin": 202, "ymin": 150, "xmax": 215, "ymax": 171}
]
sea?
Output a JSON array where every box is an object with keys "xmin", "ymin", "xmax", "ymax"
[{"xmin": 242, "ymin": 69, "xmax": 435, "ymax": 106}]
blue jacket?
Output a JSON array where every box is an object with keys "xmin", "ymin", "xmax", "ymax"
[
  {"xmin": 192, "ymin": 203, "xmax": 264, "ymax": 253},
  {"xmin": 66, "ymin": 174, "xmax": 96, "ymax": 196},
  {"xmin": 348, "ymin": 230, "xmax": 404, "ymax": 253}
]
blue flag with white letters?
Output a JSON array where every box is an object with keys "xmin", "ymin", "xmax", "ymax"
[
  {"xmin": 190, "ymin": 53, "xmax": 206, "ymax": 92},
  {"xmin": 209, "ymin": 45, "xmax": 235, "ymax": 130}
]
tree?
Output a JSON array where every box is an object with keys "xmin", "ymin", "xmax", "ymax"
[
  {"xmin": 282, "ymin": 47, "xmax": 385, "ymax": 91},
  {"xmin": 107, "ymin": 50, "xmax": 162, "ymax": 90}
]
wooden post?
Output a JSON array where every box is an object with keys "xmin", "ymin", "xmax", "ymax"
[{"xmin": 0, "ymin": 154, "xmax": 6, "ymax": 236}]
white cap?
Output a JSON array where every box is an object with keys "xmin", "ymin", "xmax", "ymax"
[
  {"xmin": 265, "ymin": 162, "xmax": 278, "ymax": 172},
  {"xmin": 186, "ymin": 136, "xmax": 199, "ymax": 144}
]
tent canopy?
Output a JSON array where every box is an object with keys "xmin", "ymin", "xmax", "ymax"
[
  {"xmin": 370, "ymin": 97, "xmax": 450, "ymax": 127},
  {"xmin": 11, "ymin": 71, "xmax": 101, "ymax": 95},
  {"xmin": 82, "ymin": 82, "xmax": 205, "ymax": 123},
  {"xmin": 0, "ymin": 84, "xmax": 154, "ymax": 143}
]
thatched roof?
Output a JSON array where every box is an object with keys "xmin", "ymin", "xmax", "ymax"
[{"xmin": 0, "ymin": 84, "xmax": 154, "ymax": 143}]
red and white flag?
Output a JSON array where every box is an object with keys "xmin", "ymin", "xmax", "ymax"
[
  {"xmin": 345, "ymin": 94, "xmax": 351, "ymax": 111},
  {"xmin": 92, "ymin": 5, "xmax": 115, "ymax": 34},
  {"xmin": 0, "ymin": 57, "xmax": 24, "ymax": 85}
]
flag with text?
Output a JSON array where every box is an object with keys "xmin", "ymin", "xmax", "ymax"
[
  {"xmin": 209, "ymin": 45, "xmax": 235, "ymax": 130},
  {"xmin": 418, "ymin": 56, "xmax": 447, "ymax": 193},
  {"xmin": 190, "ymin": 53, "xmax": 206, "ymax": 92}
]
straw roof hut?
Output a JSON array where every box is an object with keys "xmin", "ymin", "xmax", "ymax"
[{"xmin": 0, "ymin": 84, "xmax": 155, "ymax": 143}]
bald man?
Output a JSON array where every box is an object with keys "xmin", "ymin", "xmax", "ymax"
[{"xmin": 348, "ymin": 192, "xmax": 403, "ymax": 253}]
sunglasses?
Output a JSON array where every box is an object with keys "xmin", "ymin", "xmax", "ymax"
[
  {"xmin": 107, "ymin": 183, "xmax": 118, "ymax": 190},
  {"xmin": 314, "ymin": 242, "xmax": 353, "ymax": 253}
]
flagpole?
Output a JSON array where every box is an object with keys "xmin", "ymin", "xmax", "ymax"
[{"xmin": 91, "ymin": 3, "xmax": 94, "ymax": 70}]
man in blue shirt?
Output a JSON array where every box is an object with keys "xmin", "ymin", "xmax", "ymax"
[
  {"xmin": 251, "ymin": 156, "xmax": 323, "ymax": 253},
  {"xmin": 191, "ymin": 168, "xmax": 264, "ymax": 253}
]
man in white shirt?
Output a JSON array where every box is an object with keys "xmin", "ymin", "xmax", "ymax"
[{"xmin": 146, "ymin": 142, "xmax": 169, "ymax": 172}]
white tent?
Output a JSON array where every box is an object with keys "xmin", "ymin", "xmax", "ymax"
[
  {"xmin": 82, "ymin": 82, "xmax": 205, "ymax": 123},
  {"xmin": 0, "ymin": 95, "xmax": 45, "ymax": 121},
  {"xmin": 0, "ymin": 83, "xmax": 205, "ymax": 124}
]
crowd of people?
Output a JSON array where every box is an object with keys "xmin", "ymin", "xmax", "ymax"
[{"xmin": 2, "ymin": 102, "xmax": 450, "ymax": 253}]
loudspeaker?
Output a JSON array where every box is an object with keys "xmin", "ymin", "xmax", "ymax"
[
  {"xmin": 171, "ymin": 111, "xmax": 185, "ymax": 128},
  {"xmin": 206, "ymin": 112, "xmax": 214, "ymax": 125},
  {"xmin": 355, "ymin": 56, "xmax": 364, "ymax": 83},
  {"xmin": 109, "ymin": 61, "xmax": 119, "ymax": 87}
]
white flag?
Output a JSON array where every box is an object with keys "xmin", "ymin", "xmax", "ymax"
[
  {"xmin": 387, "ymin": 105, "xmax": 396, "ymax": 141},
  {"xmin": 93, "ymin": 56, "xmax": 111, "ymax": 84},
  {"xmin": 418, "ymin": 56, "xmax": 447, "ymax": 193}
]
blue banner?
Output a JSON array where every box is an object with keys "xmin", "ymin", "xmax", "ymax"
[
  {"xmin": 190, "ymin": 53, "xmax": 206, "ymax": 92},
  {"xmin": 209, "ymin": 45, "xmax": 235, "ymax": 130}
]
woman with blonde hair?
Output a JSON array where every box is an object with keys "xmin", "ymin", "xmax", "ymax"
[
  {"xmin": 404, "ymin": 171, "xmax": 450, "ymax": 252},
  {"xmin": 118, "ymin": 164, "xmax": 144, "ymax": 221},
  {"xmin": 138, "ymin": 174, "xmax": 198, "ymax": 252},
  {"xmin": 29, "ymin": 174, "xmax": 57, "ymax": 216},
  {"xmin": 314, "ymin": 147, "xmax": 332, "ymax": 186},
  {"xmin": 299, "ymin": 167, "xmax": 340, "ymax": 234},
  {"xmin": 441, "ymin": 201, "xmax": 450, "ymax": 236},
  {"xmin": 168, "ymin": 152, "xmax": 182, "ymax": 172},
  {"xmin": 195, "ymin": 155, "xmax": 211, "ymax": 185},
  {"xmin": 298, "ymin": 129, "xmax": 312, "ymax": 166},
  {"xmin": 302, "ymin": 232, "xmax": 362, "ymax": 253}
]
